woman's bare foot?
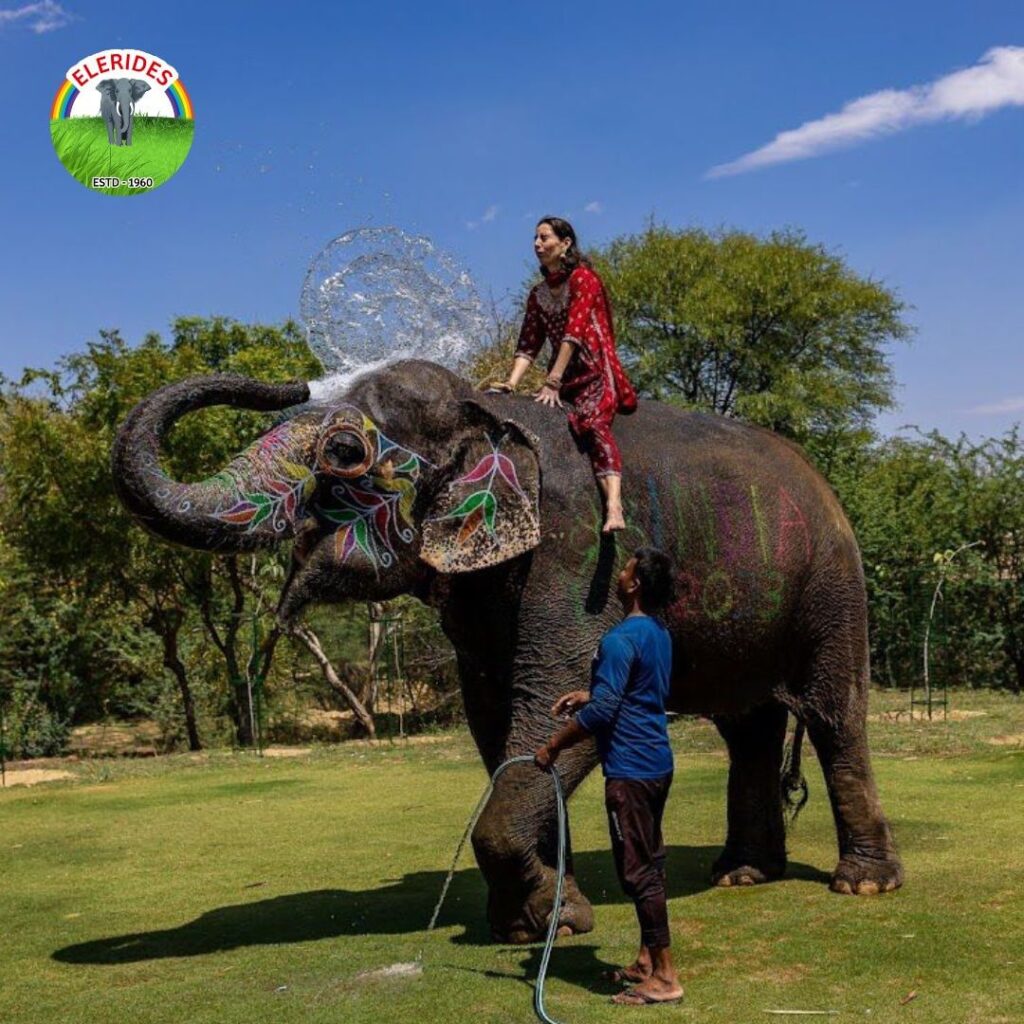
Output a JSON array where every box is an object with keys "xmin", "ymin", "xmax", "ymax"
[
  {"xmin": 597, "ymin": 474, "xmax": 625, "ymax": 532},
  {"xmin": 602, "ymin": 507, "xmax": 626, "ymax": 533}
]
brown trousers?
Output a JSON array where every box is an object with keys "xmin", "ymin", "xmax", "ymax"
[{"xmin": 605, "ymin": 773, "xmax": 673, "ymax": 949}]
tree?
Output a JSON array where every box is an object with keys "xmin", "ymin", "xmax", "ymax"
[
  {"xmin": 0, "ymin": 317, "xmax": 321, "ymax": 747},
  {"xmin": 929, "ymin": 429, "xmax": 1024, "ymax": 693},
  {"xmin": 590, "ymin": 224, "xmax": 912, "ymax": 445},
  {"xmin": 831, "ymin": 428, "xmax": 1024, "ymax": 693}
]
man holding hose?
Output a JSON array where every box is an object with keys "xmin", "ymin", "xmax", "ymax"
[{"xmin": 535, "ymin": 547, "xmax": 683, "ymax": 1006}]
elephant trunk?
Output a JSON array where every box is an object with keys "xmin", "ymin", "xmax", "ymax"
[
  {"xmin": 117, "ymin": 100, "xmax": 132, "ymax": 141},
  {"xmin": 111, "ymin": 374, "xmax": 311, "ymax": 553}
]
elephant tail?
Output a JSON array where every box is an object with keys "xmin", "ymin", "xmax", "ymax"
[{"xmin": 781, "ymin": 718, "xmax": 809, "ymax": 831}]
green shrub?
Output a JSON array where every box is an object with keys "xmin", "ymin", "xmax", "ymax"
[{"xmin": 3, "ymin": 685, "xmax": 70, "ymax": 759}]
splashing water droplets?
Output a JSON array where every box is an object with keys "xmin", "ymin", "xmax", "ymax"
[{"xmin": 300, "ymin": 227, "xmax": 486, "ymax": 391}]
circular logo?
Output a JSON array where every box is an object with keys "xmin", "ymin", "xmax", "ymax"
[{"xmin": 50, "ymin": 49, "xmax": 194, "ymax": 195}]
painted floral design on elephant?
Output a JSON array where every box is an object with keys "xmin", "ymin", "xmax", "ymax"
[
  {"xmin": 146, "ymin": 418, "xmax": 319, "ymax": 536},
  {"xmin": 313, "ymin": 409, "xmax": 429, "ymax": 571},
  {"xmin": 211, "ymin": 420, "xmax": 318, "ymax": 533},
  {"xmin": 427, "ymin": 433, "xmax": 530, "ymax": 548}
]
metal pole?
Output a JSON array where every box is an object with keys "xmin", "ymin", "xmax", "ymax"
[
  {"xmin": 246, "ymin": 677, "xmax": 256, "ymax": 749},
  {"xmin": 251, "ymin": 615, "xmax": 263, "ymax": 757}
]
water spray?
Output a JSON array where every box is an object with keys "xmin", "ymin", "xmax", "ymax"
[{"xmin": 299, "ymin": 226, "xmax": 487, "ymax": 399}]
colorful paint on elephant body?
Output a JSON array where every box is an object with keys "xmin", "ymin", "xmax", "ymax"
[
  {"xmin": 145, "ymin": 416, "xmax": 319, "ymax": 536},
  {"xmin": 560, "ymin": 474, "xmax": 814, "ymax": 625},
  {"xmin": 305, "ymin": 407, "xmax": 428, "ymax": 573},
  {"xmin": 151, "ymin": 404, "xmax": 430, "ymax": 573},
  {"xmin": 211, "ymin": 420, "xmax": 318, "ymax": 533}
]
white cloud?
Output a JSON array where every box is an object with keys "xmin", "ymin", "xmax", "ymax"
[
  {"xmin": 465, "ymin": 204, "xmax": 499, "ymax": 230},
  {"xmin": 584, "ymin": 201, "xmax": 604, "ymax": 214},
  {"xmin": 964, "ymin": 396, "xmax": 1024, "ymax": 415},
  {"xmin": 707, "ymin": 46, "xmax": 1024, "ymax": 178},
  {"xmin": 0, "ymin": 1, "xmax": 74, "ymax": 33}
]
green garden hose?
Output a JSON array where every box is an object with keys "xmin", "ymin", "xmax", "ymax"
[{"xmin": 425, "ymin": 753, "xmax": 568, "ymax": 1024}]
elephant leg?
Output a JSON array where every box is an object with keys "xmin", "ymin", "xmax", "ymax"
[
  {"xmin": 444, "ymin": 574, "xmax": 596, "ymax": 943},
  {"xmin": 805, "ymin": 714, "xmax": 903, "ymax": 894},
  {"xmin": 471, "ymin": 751, "xmax": 595, "ymax": 943},
  {"xmin": 711, "ymin": 701, "xmax": 788, "ymax": 886},
  {"xmin": 801, "ymin": 631, "xmax": 903, "ymax": 895}
]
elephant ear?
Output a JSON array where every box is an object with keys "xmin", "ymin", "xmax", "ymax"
[
  {"xmin": 130, "ymin": 80, "xmax": 151, "ymax": 101},
  {"xmin": 420, "ymin": 400, "xmax": 541, "ymax": 573},
  {"xmin": 96, "ymin": 80, "xmax": 115, "ymax": 99}
]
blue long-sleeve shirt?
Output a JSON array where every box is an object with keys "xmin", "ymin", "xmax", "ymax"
[{"xmin": 574, "ymin": 614, "xmax": 674, "ymax": 779}]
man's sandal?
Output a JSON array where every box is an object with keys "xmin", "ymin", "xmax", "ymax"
[{"xmin": 601, "ymin": 965, "xmax": 651, "ymax": 985}]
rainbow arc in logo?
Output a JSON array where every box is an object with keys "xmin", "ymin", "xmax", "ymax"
[{"xmin": 50, "ymin": 79, "xmax": 194, "ymax": 120}]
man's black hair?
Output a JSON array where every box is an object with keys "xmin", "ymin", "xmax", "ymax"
[{"xmin": 634, "ymin": 547, "xmax": 675, "ymax": 613}]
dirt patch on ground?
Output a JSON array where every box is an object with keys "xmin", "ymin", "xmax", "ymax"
[
  {"xmin": 745, "ymin": 963, "xmax": 811, "ymax": 985},
  {"xmin": 346, "ymin": 734, "xmax": 452, "ymax": 747},
  {"xmin": 261, "ymin": 746, "xmax": 312, "ymax": 758},
  {"xmin": 293, "ymin": 703, "xmax": 443, "ymax": 741},
  {"xmin": 2, "ymin": 768, "xmax": 75, "ymax": 788},
  {"xmin": 68, "ymin": 720, "xmax": 163, "ymax": 758},
  {"xmin": 988, "ymin": 734, "xmax": 1024, "ymax": 746},
  {"xmin": 353, "ymin": 962, "xmax": 423, "ymax": 982},
  {"xmin": 869, "ymin": 709, "xmax": 987, "ymax": 723},
  {"xmin": 296, "ymin": 708, "xmax": 351, "ymax": 739}
]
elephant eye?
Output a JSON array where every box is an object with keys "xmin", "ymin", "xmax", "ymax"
[{"xmin": 317, "ymin": 425, "xmax": 374, "ymax": 478}]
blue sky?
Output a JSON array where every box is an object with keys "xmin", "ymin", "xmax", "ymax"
[{"xmin": 2, "ymin": 1, "xmax": 1021, "ymax": 439}]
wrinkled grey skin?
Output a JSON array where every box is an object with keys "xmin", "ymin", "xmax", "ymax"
[
  {"xmin": 96, "ymin": 78, "xmax": 150, "ymax": 146},
  {"xmin": 111, "ymin": 360, "xmax": 903, "ymax": 943}
]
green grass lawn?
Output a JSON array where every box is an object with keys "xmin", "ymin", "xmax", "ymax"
[
  {"xmin": 2, "ymin": 691, "xmax": 1022, "ymax": 1024},
  {"xmin": 50, "ymin": 117, "xmax": 194, "ymax": 194}
]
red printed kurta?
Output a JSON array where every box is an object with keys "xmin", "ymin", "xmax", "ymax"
[{"xmin": 515, "ymin": 265, "xmax": 636, "ymax": 476}]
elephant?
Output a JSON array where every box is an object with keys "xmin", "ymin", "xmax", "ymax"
[
  {"xmin": 111, "ymin": 359, "xmax": 903, "ymax": 943},
  {"xmin": 96, "ymin": 78, "xmax": 150, "ymax": 146}
]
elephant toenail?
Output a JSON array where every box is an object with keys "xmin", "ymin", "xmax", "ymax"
[
  {"xmin": 857, "ymin": 880, "xmax": 880, "ymax": 895},
  {"xmin": 832, "ymin": 879, "xmax": 853, "ymax": 894},
  {"xmin": 716, "ymin": 875, "xmax": 732, "ymax": 887}
]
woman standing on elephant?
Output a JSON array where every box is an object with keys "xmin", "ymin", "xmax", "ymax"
[{"xmin": 492, "ymin": 216, "xmax": 637, "ymax": 533}]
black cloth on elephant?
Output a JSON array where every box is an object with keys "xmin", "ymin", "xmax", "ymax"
[{"xmin": 605, "ymin": 772, "xmax": 673, "ymax": 949}]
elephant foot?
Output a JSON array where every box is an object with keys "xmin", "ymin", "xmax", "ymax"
[
  {"xmin": 830, "ymin": 854, "xmax": 903, "ymax": 895},
  {"xmin": 711, "ymin": 850, "xmax": 785, "ymax": 888},
  {"xmin": 491, "ymin": 870, "xmax": 595, "ymax": 944}
]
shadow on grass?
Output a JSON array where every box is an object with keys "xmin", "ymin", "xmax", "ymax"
[
  {"xmin": 52, "ymin": 845, "xmax": 830, "ymax": 965},
  {"xmin": 437, "ymin": 943, "xmax": 642, "ymax": 998}
]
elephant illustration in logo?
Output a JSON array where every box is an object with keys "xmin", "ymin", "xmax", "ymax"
[{"xmin": 96, "ymin": 78, "xmax": 150, "ymax": 146}]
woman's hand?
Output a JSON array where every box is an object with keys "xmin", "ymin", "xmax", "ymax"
[
  {"xmin": 551, "ymin": 689, "xmax": 590, "ymax": 718},
  {"xmin": 534, "ymin": 384, "xmax": 563, "ymax": 408}
]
